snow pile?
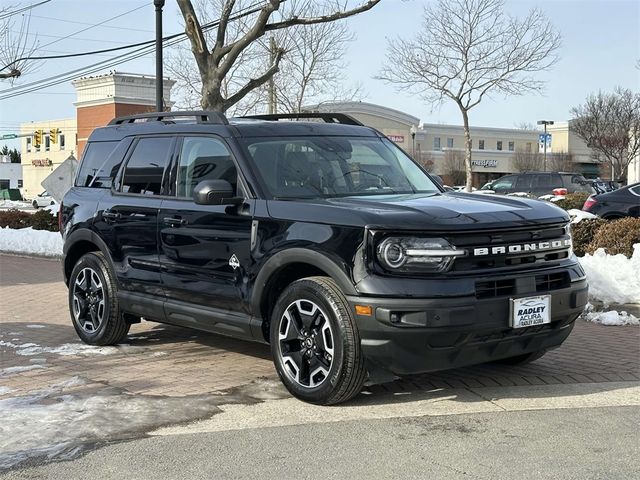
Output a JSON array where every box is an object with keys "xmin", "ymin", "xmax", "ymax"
[
  {"xmin": 568, "ymin": 208, "xmax": 597, "ymax": 224},
  {"xmin": 0, "ymin": 377, "xmax": 220, "ymax": 470},
  {"xmin": 581, "ymin": 304, "xmax": 639, "ymax": 326},
  {"xmin": 0, "ymin": 227, "xmax": 63, "ymax": 257},
  {"xmin": 0, "ymin": 365, "xmax": 46, "ymax": 378},
  {"xmin": 507, "ymin": 191, "xmax": 533, "ymax": 197},
  {"xmin": 579, "ymin": 244, "xmax": 640, "ymax": 306},
  {"xmin": 43, "ymin": 203, "xmax": 60, "ymax": 215},
  {"xmin": 0, "ymin": 200, "xmax": 30, "ymax": 210},
  {"xmin": 1, "ymin": 339, "xmax": 146, "ymax": 357},
  {"xmin": 538, "ymin": 194, "xmax": 565, "ymax": 203}
]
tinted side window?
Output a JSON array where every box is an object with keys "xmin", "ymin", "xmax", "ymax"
[
  {"xmin": 75, "ymin": 141, "xmax": 119, "ymax": 187},
  {"xmin": 515, "ymin": 175, "xmax": 533, "ymax": 189},
  {"xmin": 492, "ymin": 176, "xmax": 516, "ymax": 189},
  {"xmin": 535, "ymin": 174, "xmax": 562, "ymax": 188},
  {"xmin": 120, "ymin": 137, "xmax": 173, "ymax": 195},
  {"xmin": 176, "ymin": 137, "xmax": 237, "ymax": 197}
]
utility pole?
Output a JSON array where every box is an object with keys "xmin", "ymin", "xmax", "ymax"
[
  {"xmin": 268, "ymin": 37, "xmax": 277, "ymax": 115},
  {"xmin": 537, "ymin": 120, "xmax": 554, "ymax": 172},
  {"xmin": 154, "ymin": 0, "xmax": 165, "ymax": 112}
]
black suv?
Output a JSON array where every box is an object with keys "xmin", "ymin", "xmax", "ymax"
[
  {"xmin": 61, "ymin": 111, "xmax": 588, "ymax": 405},
  {"xmin": 484, "ymin": 172, "xmax": 594, "ymax": 196}
]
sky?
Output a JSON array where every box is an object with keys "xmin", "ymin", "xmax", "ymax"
[{"xmin": 0, "ymin": 0, "xmax": 639, "ymax": 151}]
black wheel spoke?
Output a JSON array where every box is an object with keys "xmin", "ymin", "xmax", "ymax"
[{"xmin": 72, "ymin": 266, "xmax": 106, "ymax": 334}]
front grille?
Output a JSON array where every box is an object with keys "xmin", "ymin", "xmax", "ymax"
[
  {"xmin": 449, "ymin": 223, "xmax": 571, "ymax": 273},
  {"xmin": 476, "ymin": 271, "xmax": 571, "ymax": 299}
]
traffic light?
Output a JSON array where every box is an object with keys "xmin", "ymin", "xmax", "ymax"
[
  {"xmin": 34, "ymin": 129, "xmax": 43, "ymax": 148},
  {"xmin": 50, "ymin": 128, "xmax": 60, "ymax": 144}
]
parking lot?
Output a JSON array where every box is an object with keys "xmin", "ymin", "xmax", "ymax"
[{"xmin": 2, "ymin": 254, "xmax": 638, "ymax": 401}]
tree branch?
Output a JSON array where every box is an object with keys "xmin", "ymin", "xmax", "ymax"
[{"xmin": 264, "ymin": 0, "xmax": 381, "ymax": 31}]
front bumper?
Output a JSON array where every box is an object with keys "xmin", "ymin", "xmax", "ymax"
[{"xmin": 347, "ymin": 278, "xmax": 588, "ymax": 379}]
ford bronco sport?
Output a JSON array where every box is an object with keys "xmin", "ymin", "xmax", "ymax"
[{"xmin": 60, "ymin": 111, "xmax": 588, "ymax": 405}]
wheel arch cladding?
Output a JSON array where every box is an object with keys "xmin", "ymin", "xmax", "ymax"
[
  {"xmin": 63, "ymin": 229, "xmax": 115, "ymax": 285},
  {"xmin": 252, "ymin": 248, "xmax": 357, "ymax": 342}
]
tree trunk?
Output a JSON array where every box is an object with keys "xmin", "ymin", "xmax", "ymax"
[
  {"xmin": 200, "ymin": 75, "xmax": 226, "ymax": 112},
  {"xmin": 461, "ymin": 108, "xmax": 473, "ymax": 192}
]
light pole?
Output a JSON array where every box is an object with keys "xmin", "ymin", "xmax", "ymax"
[
  {"xmin": 537, "ymin": 120, "xmax": 554, "ymax": 171},
  {"xmin": 154, "ymin": 0, "xmax": 165, "ymax": 112},
  {"xmin": 410, "ymin": 125, "xmax": 417, "ymax": 158}
]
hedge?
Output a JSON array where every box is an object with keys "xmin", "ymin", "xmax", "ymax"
[
  {"xmin": 586, "ymin": 217, "xmax": 640, "ymax": 258},
  {"xmin": 0, "ymin": 209, "xmax": 59, "ymax": 232}
]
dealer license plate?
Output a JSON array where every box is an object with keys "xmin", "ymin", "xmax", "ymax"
[{"xmin": 510, "ymin": 295, "xmax": 551, "ymax": 329}]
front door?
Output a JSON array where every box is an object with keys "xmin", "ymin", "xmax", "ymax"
[{"xmin": 158, "ymin": 135, "xmax": 254, "ymax": 323}]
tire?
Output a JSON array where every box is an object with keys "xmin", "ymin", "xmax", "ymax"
[
  {"xmin": 270, "ymin": 276, "xmax": 366, "ymax": 405},
  {"xmin": 495, "ymin": 349, "xmax": 547, "ymax": 366},
  {"xmin": 32, "ymin": 200, "xmax": 39, "ymax": 209},
  {"xmin": 68, "ymin": 252, "xmax": 130, "ymax": 345}
]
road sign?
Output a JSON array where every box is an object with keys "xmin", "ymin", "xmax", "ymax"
[
  {"xmin": 538, "ymin": 133, "xmax": 552, "ymax": 153},
  {"xmin": 1, "ymin": 134, "xmax": 17, "ymax": 140}
]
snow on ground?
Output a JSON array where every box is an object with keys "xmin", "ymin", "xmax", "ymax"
[
  {"xmin": 43, "ymin": 203, "xmax": 60, "ymax": 215},
  {"xmin": 0, "ymin": 387, "xmax": 13, "ymax": 395},
  {"xmin": 581, "ymin": 304, "xmax": 639, "ymax": 326},
  {"xmin": 568, "ymin": 209, "xmax": 597, "ymax": 223},
  {"xmin": 0, "ymin": 200, "xmax": 31, "ymax": 210},
  {"xmin": 578, "ymin": 244, "xmax": 640, "ymax": 306},
  {"xmin": 0, "ymin": 365, "xmax": 46, "ymax": 378},
  {"xmin": 0, "ymin": 339, "xmax": 143, "ymax": 357},
  {"xmin": 538, "ymin": 194, "xmax": 565, "ymax": 203},
  {"xmin": 0, "ymin": 376, "xmax": 221, "ymax": 470},
  {"xmin": 0, "ymin": 227, "xmax": 63, "ymax": 257}
]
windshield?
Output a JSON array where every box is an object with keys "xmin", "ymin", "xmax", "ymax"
[{"xmin": 241, "ymin": 136, "xmax": 440, "ymax": 199}]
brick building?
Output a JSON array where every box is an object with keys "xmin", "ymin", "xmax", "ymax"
[{"xmin": 20, "ymin": 72, "xmax": 174, "ymax": 199}]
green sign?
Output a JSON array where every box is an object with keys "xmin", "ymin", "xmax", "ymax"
[{"xmin": 1, "ymin": 134, "xmax": 18, "ymax": 139}]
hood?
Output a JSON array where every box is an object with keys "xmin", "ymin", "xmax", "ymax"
[{"xmin": 265, "ymin": 192, "xmax": 570, "ymax": 231}]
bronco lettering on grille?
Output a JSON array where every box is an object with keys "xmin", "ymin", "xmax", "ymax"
[{"xmin": 473, "ymin": 239, "xmax": 571, "ymax": 256}]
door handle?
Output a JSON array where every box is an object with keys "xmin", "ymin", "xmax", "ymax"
[
  {"xmin": 103, "ymin": 210, "xmax": 121, "ymax": 221},
  {"xmin": 163, "ymin": 217, "xmax": 188, "ymax": 227}
]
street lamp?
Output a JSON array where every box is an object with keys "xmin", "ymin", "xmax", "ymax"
[
  {"xmin": 410, "ymin": 125, "xmax": 417, "ymax": 158},
  {"xmin": 537, "ymin": 120, "xmax": 554, "ymax": 172},
  {"xmin": 154, "ymin": 0, "xmax": 165, "ymax": 112}
]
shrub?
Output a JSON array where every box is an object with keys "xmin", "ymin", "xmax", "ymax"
[
  {"xmin": 0, "ymin": 209, "xmax": 32, "ymax": 229},
  {"xmin": 30, "ymin": 209, "xmax": 59, "ymax": 232},
  {"xmin": 553, "ymin": 192, "xmax": 590, "ymax": 211},
  {"xmin": 586, "ymin": 217, "xmax": 640, "ymax": 258},
  {"xmin": 571, "ymin": 218, "xmax": 607, "ymax": 257}
]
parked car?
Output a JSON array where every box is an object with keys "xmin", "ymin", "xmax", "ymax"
[
  {"xmin": 60, "ymin": 111, "xmax": 587, "ymax": 405},
  {"xmin": 32, "ymin": 191, "xmax": 55, "ymax": 208},
  {"xmin": 484, "ymin": 172, "xmax": 594, "ymax": 197},
  {"xmin": 582, "ymin": 182, "xmax": 640, "ymax": 219}
]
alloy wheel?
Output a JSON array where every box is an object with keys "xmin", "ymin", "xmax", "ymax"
[
  {"xmin": 72, "ymin": 267, "xmax": 106, "ymax": 333},
  {"xmin": 278, "ymin": 299, "xmax": 335, "ymax": 388}
]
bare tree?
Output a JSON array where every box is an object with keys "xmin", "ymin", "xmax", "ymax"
[
  {"xmin": 378, "ymin": 0, "xmax": 561, "ymax": 191},
  {"xmin": 548, "ymin": 151, "xmax": 574, "ymax": 173},
  {"xmin": 443, "ymin": 150, "xmax": 466, "ymax": 185},
  {"xmin": 176, "ymin": 0, "xmax": 380, "ymax": 112},
  {"xmin": 0, "ymin": 6, "xmax": 39, "ymax": 80},
  {"xmin": 570, "ymin": 87, "xmax": 640, "ymax": 183},
  {"xmin": 514, "ymin": 121, "xmax": 536, "ymax": 130},
  {"xmin": 416, "ymin": 150, "xmax": 436, "ymax": 173},
  {"xmin": 512, "ymin": 147, "xmax": 543, "ymax": 172}
]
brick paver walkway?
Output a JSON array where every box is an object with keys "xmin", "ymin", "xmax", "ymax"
[{"xmin": 1, "ymin": 254, "xmax": 638, "ymax": 400}]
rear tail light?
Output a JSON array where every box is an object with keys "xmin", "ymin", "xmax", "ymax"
[
  {"xmin": 553, "ymin": 187, "xmax": 568, "ymax": 196},
  {"xmin": 582, "ymin": 196, "xmax": 597, "ymax": 211}
]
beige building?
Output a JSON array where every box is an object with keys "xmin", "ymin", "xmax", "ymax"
[
  {"xmin": 20, "ymin": 118, "xmax": 77, "ymax": 199},
  {"xmin": 546, "ymin": 122, "xmax": 601, "ymax": 178}
]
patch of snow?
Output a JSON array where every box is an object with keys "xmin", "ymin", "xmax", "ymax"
[
  {"xmin": 0, "ymin": 365, "xmax": 46, "ymax": 377},
  {"xmin": 1, "ymin": 340, "xmax": 141, "ymax": 357},
  {"xmin": 507, "ymin": 191, "xmax": 532, "ymax": 197},
  {"xmin": 0, "ymin": 387, "xmax": 13, "ymax": 395},
  {"xmin": 471, "ymin": 189, "xmax": 495, "ymax": 194},
  {"xmin": 581, "ymin": 304, "xmax": 639, "ymax": 326},
  {"xmin": 0, "ymin": 200, "xmax": 31, "ymax": 210},
  {"xmin": 579, "ymin": 244, "xmax": 640, "ymax": 306},
  {"xmin": 0, "ymin": 378, "xmax": 220, "ymax": 470},
  {"xmin": 43, "ymin": 203, "xmax": 60, "ymax": 215},
  {"xmin": 0, "ymin": 227, "xmax": 63, "ymax": 257},
  {"xmin": 26, "ymin": 324, "xmax": 46, "ymax": 329},
  {"xmin": 568, "ymin": 209, "xmax": 597, "ymax": 224}
]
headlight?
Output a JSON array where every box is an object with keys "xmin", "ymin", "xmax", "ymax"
[{"xmin": 376, "ymin": 237, "xmax": 465, "ymax": 273}]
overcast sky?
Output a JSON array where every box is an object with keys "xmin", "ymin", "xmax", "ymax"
[{"xmin": 1, "ymin": 0, "xmax": 638, "ymax": 150}]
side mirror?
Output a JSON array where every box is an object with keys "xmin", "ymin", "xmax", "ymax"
[{"xmin": 193, "ymin": 180, "xmax": 243, "ymax": 206}]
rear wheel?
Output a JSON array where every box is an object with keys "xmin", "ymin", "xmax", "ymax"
[
  {"xmin": 495, "ymin": 349, "xmax": 547, "ymax": 365},
  {"xmin": 270, "ymin": 276, "xmax": 366, "ymax": 405},
  {"xmin": 68, "ymin": 252, "xmax": 129, "ymax": 345}
]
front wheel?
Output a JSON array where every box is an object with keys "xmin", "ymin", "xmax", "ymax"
[
  {"xmin": 270, "ymin": 277, "xmax": 366, "ymax": 405},
  {"xmin": 68, "ymin": 252, "xmax": 130, "ymax": 345}
]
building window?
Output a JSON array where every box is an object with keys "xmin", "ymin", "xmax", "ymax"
[
  {"xmin": 433, "ymin": 137, "xmax": 441, "ymax": 150},
  {"xmin": 526, "ymin": 142, "xmax": 532, "ymax": 153},
  {"xmin": 447, "ymin": 138, "xmax": 454, "ymax": 148},
  {"xmin": 0, "ymin": 179, "xmax": 9, "ymax": 189},
  {"xmin": 26, "ymin": 137, "xmax": 31, "ymax": 153},
  {"xmin": 45, "ymin": 135, "xmax": 50, "ymax": 151},
  {"xmin": 479, "ymin": 140, "xmax": 485, "ymax": 150},
  {"xmin": 18, "ymin": 179, "xmax": 23, "ymax": 188},
  {"xmin": 497, "ymin": 141, "xmax": 503, "ymax": 151},
  {"xmin": 508, "ymin": 141, "xmax": 514, "ymax": 151},
  {"xmin": 60, "ymin": 134, "xmax": 65, "ymax": 150}
]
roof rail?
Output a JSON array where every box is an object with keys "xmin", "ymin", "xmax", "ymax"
[
  {"xmin": 239, "ymin": 112, "xmax": 364, "ymax": 126},
  {"xmin": 108, "ymin": 110, "xmax": 229, "ymax": 126}
]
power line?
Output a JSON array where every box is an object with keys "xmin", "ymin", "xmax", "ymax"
[
  {"xmin": 29, "ymin": 14, "xmax": 155, "ymax": 33},
  {"xmin": 12, "ymin": 30, "xmax": 138, "ymax": 45},
  {"xmin": 0, "ymin": 0, "xmax": 52, "ymax": 20},
  {"xmin": 0, "ymin": 2, "xmax": 270, "ymax": 100}
]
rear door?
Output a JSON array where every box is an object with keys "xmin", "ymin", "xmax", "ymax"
[
  {"xmin": 532, "ymin": 173, "xmax": 562, "ymax": 196},
  {"xmin": 94, "ymin": 136, "xmax": 174, "ymax": 297},
  {"xmin": 158, "ymin": 135, "xmax": 254, "ymax": 331}
]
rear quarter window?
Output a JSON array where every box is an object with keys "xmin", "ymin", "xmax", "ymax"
[{"xmin": 75, "ymin": 140, "xmax": 127, "ymax": 188}]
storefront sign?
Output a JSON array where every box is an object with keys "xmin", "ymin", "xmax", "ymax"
[
  {"xmin": 387, "ymin": 135, "xmax": 405, "ymax": 143},
  {"xmin": 472, "ymin": 159, "xmax": 497, "ymax": 168},
  {"xmin": 32, "ymin": 159, "xmax": 52, "ymax": 167}
]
